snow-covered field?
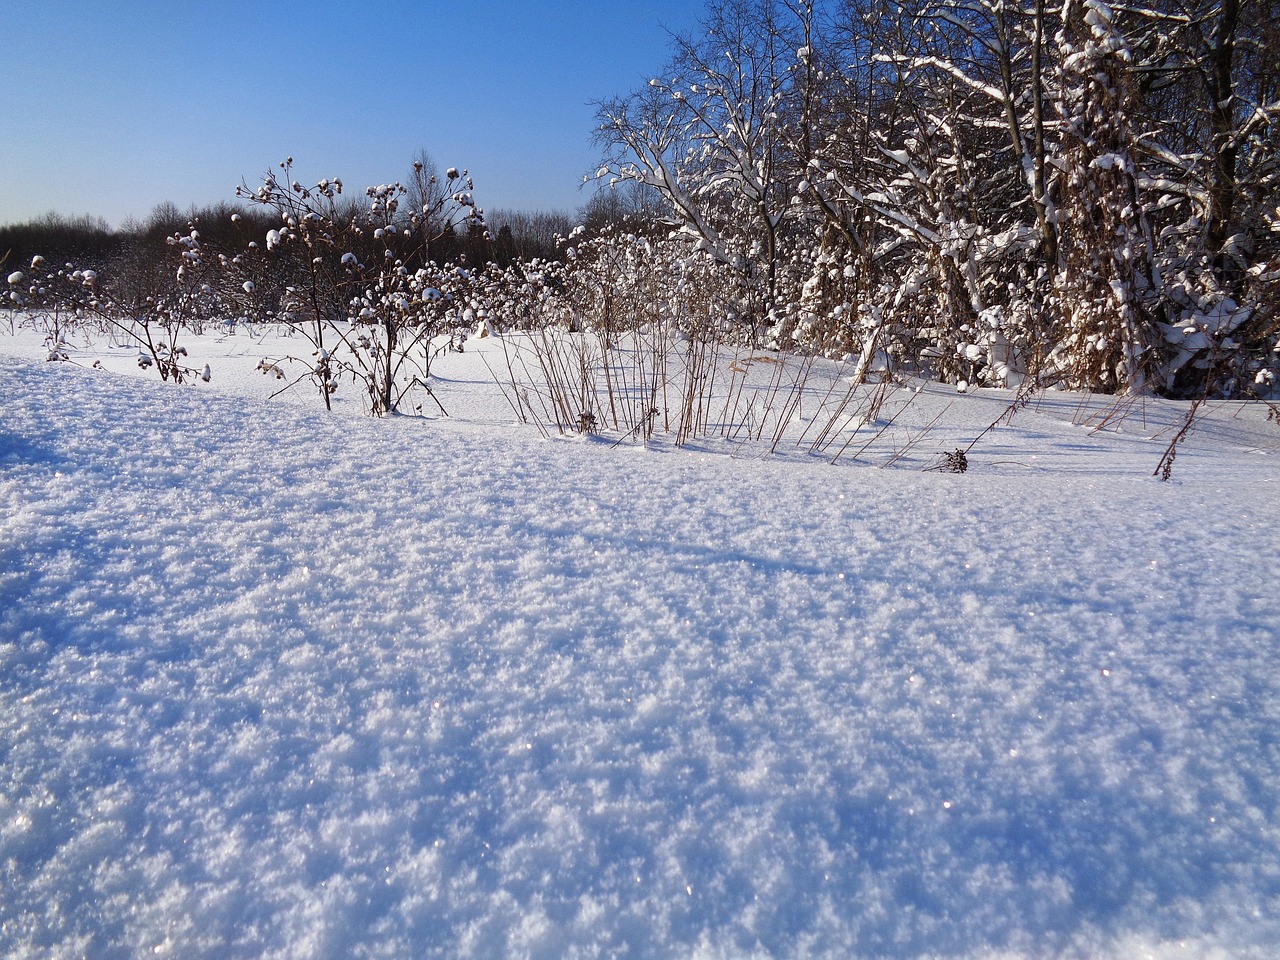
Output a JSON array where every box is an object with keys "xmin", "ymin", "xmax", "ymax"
[{"xmin": 2, "ymin": 324, "xmax": 1279, "ymax": 959}]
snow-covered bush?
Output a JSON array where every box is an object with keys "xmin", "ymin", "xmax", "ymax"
[
  {"xmin": 231, "ymin": 158, "xmax": 486, "ymax": 415},
  {"xmin": 15, "ymin": 229, "xmax": 217, "ymax": 383}
]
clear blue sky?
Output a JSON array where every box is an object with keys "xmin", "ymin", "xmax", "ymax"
[{"xmin": 1, "ymin": 0, "xmax": 704, "ymax": 228}]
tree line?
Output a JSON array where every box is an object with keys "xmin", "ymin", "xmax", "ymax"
[
  {"xmin": 593, "ymin": 0, "xmax": 1279, "ymax": 397},
  {"xmin": 0, "ymin": 201, "xmax": 576, "ymax": 277}
]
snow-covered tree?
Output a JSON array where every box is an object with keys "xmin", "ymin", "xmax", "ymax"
[
  {"xmin": 1050, "ymin": 0, "xmax": 1159, "ymax": 392},
  {"xmin": 594, "ymin": 0, "xmax": 807, "ymax": 341},
  {"xmin": 590, "ymin": 0, "xmax": 1278, "ymax": 397}
]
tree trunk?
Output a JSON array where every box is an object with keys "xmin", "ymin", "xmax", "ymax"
[{"xmin": 1205, "ymin": 0, "xmax": 1241, "ymax": 283}]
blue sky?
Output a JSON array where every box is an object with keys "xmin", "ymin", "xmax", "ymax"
[{"xmin": 1, "ymin": 0, "xmax": 704, "ymax": 228}]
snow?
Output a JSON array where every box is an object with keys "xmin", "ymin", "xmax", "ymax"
[{"xmin": 2, "ymin": 325, "xmax": 1279, "ymax": 959}]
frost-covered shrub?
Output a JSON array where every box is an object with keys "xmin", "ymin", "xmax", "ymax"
[
  {"xmin": 231, "ymin": 158, "xmax": 486, "ymax": 415},
  {"xmin": 458, "ymin": 258, "xmax": 572, "ymax": 334},
  {"xmin": 14, "ymin": 229, "xmax": 217, "ymax": 383}
]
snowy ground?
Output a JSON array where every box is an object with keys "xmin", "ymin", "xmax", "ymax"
[{"xmin": 2, "ymin": 323, "xmax": 1279, "ymax": 959}]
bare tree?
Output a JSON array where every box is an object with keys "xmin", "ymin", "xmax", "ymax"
[{"xmin": 594, "ymin": 0, "xmax": 806, "ymax": 338}]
